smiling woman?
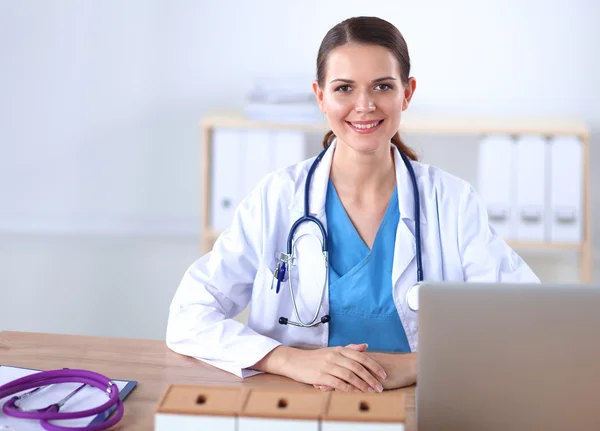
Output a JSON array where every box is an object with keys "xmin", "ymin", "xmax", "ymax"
[
  {"xmin": 313, "ymin": 17, "xmax": 419, "ymax": 162},
  {"xmin": 166, "ymin": 15, "xmax": 539, "ymax": 395}
]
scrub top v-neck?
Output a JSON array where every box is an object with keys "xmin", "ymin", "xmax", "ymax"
[{"xmin": 326, "ymin": 179, "xmax": 411, "ymax": 352}]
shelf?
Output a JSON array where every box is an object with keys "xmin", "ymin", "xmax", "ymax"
[
  {"xmin": 507, "ymin": 241, "xmax": 583, "ymax": 251},
  {"xmin": 201, "ymin": 110, "xmax": 589, "ymax": 138},
  {"xmin": 206, "ymin": 229, "xmax": 221, "ymax": 240},
  {"xmin": 201, "ymin": 110, "xmax": 328, "ymax": 133},
  {"xmin": 200, "ymin": 110, "xmax": 592, "ymax": 283}
]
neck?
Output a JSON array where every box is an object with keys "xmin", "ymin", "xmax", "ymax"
[{"xmin": 330, "ymin": 140, "xmax": 396, "ymax": 200}]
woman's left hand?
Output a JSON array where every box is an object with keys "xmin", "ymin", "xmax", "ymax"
[
  {"xmin": 314, "ymin": 344, "xmax": 417, "ymax": 391},
  {"xmin": 313, "ymin": 343, "xmax": 369, "ymax": 391}
]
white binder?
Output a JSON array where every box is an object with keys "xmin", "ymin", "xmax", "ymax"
[
  {"xmin": 548, "ymin": 135, "xmax": 583, "ymax": 243},
  {"xmin": 244, "ymin": 129, "xmax": 273, "ymax": 195},
  {"xmin": 238, "ymin": 389, "xmax": 322, "ymax": 431},
  {"xmin": 515, "ymin": 135, "xmax": 547, "ymax": 241},
  {"xmin": 210, "ymin": 127, "xmax": 245, "ymax": 232},
  {"xmin": 322, "ymin": 391, "xmax": 406, "ymax": 430},
  {"xmin": 477, "ymin": 135, "xmax": 515, "ymax": 240},
  {"xmin": 155, "ymin": 386, "xmax": 242, "ymax": 431},
  {"xmin": 271, "ymin": 130, "xmax": 306, "ymax": 171}
]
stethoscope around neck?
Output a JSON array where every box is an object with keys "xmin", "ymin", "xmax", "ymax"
[{"xmin": 271, "ymin": 143, "xmax": 424, "ymax": 328}]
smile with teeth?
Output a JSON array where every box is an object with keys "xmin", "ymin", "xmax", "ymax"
[
  {"xmin": 352, "ymin": 121, "xmax": 380, "ymax": 129},
  {"xmin": 346, "ymin": 119, "xmax": 384, "ymax": 132}
]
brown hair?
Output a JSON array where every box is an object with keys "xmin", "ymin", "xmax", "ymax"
[{"xmin": 316, "ymin": 16, "xmax": 418, "ymax": 161}]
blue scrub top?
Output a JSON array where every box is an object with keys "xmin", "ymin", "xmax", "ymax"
[{"xmin": 326, "ymin": 179, "xmax": 411, "ymax": 352}]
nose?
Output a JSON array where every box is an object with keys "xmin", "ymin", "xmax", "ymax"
[{"xmin": 355, "ymin": 93, "xmax": 375, "ymax": 113}]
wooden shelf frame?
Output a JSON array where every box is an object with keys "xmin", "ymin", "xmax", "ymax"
[{"xmin": 200, "ymin": 110, "xmax": 592, "ymax": 283}]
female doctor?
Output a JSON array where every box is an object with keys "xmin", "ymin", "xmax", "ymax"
[{"xmin": 166, "ymin": 16, "xmax": 539, "ymax": 393}]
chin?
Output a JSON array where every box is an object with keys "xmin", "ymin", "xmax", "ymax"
[
  {"xmin": 337, "ymin": 124, "xmax": 393, "ymax": 154},
  {"xmin": 346, "ymin": 138, "xmax": 383, "ymax": 153}
]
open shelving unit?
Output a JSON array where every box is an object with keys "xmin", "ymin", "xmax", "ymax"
[{"xmin": 200, "ymin": 110, "xmax": 592, "ymax": 283}]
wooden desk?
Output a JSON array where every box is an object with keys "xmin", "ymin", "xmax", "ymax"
[{"xmin": 0, "ymin": 331, "xmax": 416, "ymax": 430}]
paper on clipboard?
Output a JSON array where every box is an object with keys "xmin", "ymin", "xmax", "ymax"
[{"xmin": 0, "ymin": 365, "xmax": 137, "ymax": 431}]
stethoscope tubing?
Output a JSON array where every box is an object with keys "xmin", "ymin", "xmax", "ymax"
[
  {"xmin": 287, "ymin": 146, "xmax": 329, "ymax": 256},
  {"xmin": 0, "ymin": 368, "xmax": 123, "ymax": 431},
  {"xmin": 278, "ymin": 142, "xmax": 424, "ymax": 322}
]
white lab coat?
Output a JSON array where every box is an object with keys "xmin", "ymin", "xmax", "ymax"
[{"xmin": 166, "ymin": 140, "xmax": 539, "ymax": 378}]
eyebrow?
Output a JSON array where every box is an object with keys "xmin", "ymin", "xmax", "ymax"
[{"xmin": 329, "ymin": 76, "xmax": 397, "ymax": 84}]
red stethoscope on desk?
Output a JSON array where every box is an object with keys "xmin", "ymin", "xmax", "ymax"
[{"xmin": 0, "ymin": 368, "xmax": 123, "ymax": 431}]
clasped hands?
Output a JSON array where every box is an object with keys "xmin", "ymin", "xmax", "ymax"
[
  {"xmin": 284, "ymin": 343, "xmax": 416, "ymax": 393},
  {"xmin": 252, "ymin": 342, "xmax": 417, "ymax": 393}
]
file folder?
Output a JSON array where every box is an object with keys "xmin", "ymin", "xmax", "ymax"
[
  {"xmin": 244, "ymin": 129, "xmax": 273, "ymax": 195},
  {"xmin": 271, "ymin": 130, "xmax": 306, "ymax": 171},
  {"xmin": 155, "ymin": 385, "xmax": 406, "ymax": 431},
  {"xmin": 515, "ymin": 135, "xmax": 546, "ymax": 241},
  {"xmin": 322, "ymin": 391, "xmax": 406, "ymax": 430},
  {"xmin": 477, "ymin": 135, "xmax": 515, "ymax": 240},
  {"xmin": 238, "ymin": 389, "xmax": 324, "ymax": 430},
  {"xmin": 155, "ymin": 385, "xmax": 245, "ymax": 431},
  {"xmin": 210, "ymin": 128, "xmax": 245, "ymax": 232},
  {"xmin": 548, "ymin": 135, "xmax": 583, "ymax": 243}
]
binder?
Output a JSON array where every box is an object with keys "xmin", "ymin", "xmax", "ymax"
[
  {"xmin": 155, "ymin": 385, "xmax": 246, "ymax": 431},
  {"xmin": 210, "ymin": 128, "xmax": 246, "ymax": 231},
  {"xmin": 271, "ymin": 130, "xmax": 306, "ymax": 171},
  {"xmin": 322, "ymin": 391, "xmax": 406, "ymax": 430},
  {"xmin": 548, "ymin": 135, "xmax": 583, "ymax": 242},
  {"xmin": 515, "ymin": 135, "xmax": 546, "ymax": 241},
  {"xmin": 155, "ymin": 385, "xmax": 406, "ymax": 430},
  {"xmin": 477, "ymin": 135, "xmax": 515, "ymax": 240},
  {"xmin": 238, "ymin": 388, "xmax": 325, "ymax": 430},
  {"xmin": 244, "ymin": 129, "xmax": 273, "ymax": 195}
]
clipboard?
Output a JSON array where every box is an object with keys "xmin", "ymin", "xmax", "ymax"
[{"xmin": 0, "ymin": 365, "xmax": 137, "ymax": 430}]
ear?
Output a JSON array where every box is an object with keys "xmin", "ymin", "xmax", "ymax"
[
  {"xmin": 402, "ymin": 77, "xmax": 417, "ymax": 111},
  {"xmin": 312, "ymin": 80, "xmax": 326, "ymax": 114}
]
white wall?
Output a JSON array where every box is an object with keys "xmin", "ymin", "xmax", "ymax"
[{"xmin": 1, "ymin": 0, "xmax": 599, "ymax": 338}]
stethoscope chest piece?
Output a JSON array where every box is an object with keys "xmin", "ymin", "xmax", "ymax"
[{"xmin": 407, "ymin": 283, "xmax": 420, "ymax": 312}]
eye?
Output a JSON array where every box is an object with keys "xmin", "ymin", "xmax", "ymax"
[
  {"xmin": 334, "ymin": 85, "xmax": 352, "ymax": 92},
  {"xmin": 375, "ymin": 83, "xmax": 393, "ymax": 91}
]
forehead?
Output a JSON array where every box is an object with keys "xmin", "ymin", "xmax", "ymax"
[{"xmin": 325, "ymin": 43, "xmax": 400, "ymax": 81}]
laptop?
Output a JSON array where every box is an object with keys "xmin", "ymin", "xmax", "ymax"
[{"xmin": 416, "ymin": 282, "xmax": 600, "ymax": 431}]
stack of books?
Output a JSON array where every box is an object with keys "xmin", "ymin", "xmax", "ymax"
[{"xmin": 244, "ymin": 76, "xmax": 323, "ymax": 124}]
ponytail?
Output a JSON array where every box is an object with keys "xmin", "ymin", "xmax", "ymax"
[{"xmin": 321, "ymin": 130, "xmax": 418, "ymax": 161}]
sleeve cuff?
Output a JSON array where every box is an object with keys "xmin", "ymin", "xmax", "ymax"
[{"xmin": 191, "ymin": 338, "xmax": 283, "ymax": 379}]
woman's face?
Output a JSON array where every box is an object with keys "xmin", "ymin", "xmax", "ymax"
[{"xmin": 313, "ymin": 43, "xmax": 416, "ymax": 155}]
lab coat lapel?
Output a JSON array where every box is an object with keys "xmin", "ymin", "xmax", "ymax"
[
  {"xmin": 289, "ymin": 143, "xmax": 421, "ymax": 286},
  {"xmin": 288, "ymin": 141, "xmax": 335, "ymax": 222},
  {"xmin": 391, "ymin": 146, "xmax": 422, "ymax": 287}
]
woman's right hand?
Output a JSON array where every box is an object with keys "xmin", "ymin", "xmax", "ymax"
[{"xmin": 253, "ymin": 344, "xmax": 387, "ymax": 393}]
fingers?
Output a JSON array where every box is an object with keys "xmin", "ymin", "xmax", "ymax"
[
  {"xmin": 345, "ymin": 343, "xmax": 368, "ymax": 352},
  {"xmin": 314, "ymin": 384, "xmax": 334, "ymax": 391},
  {"xmin": 340, "ymin": 348, "xmax": 387, "ymax": 381},
  {"xmin": 309, "ymin": 345, "xmax": 386, "ymax": 393},
  {"xmin": 327, "ymin": 361, "xmax": 379, "ymax": 393},
  {"xmin": 320, "ymin": 374, "xmax": 358, "ymax": 393},
  {"xmin": 334, "ymin": 355, "xmax": 384, "ymax": 392}
]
